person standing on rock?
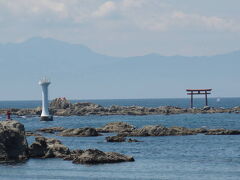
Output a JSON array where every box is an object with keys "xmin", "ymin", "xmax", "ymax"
[{"xmin": 6, "ymin": 110, "xmax": 11, "ymax": 120}]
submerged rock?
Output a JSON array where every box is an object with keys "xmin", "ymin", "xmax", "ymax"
[
  {"xmin": 0, "ymin": 120, "xmax": 28, "ymax": 163},
  {"xmin": 58, "ymin": 127, "xmax": 100, "ymax": 137}
]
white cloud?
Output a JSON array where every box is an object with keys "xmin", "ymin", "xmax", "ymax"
[
  {"xmin": 122, "ymin": 0, "xmax": 146, "ymax": 8},
  {"xmin": 2, "ymin": 0, "xmax": 69, "ymax": 18},
  {"xmin": 0, "ymin": 0, "xmax": 240, "ymax": 56},
  {"xmin": 92, "ymin": 1, "xmax": 116, "ymax": 18},
  {"xmin": 144, "ymin": 11, "xmax": 240, "ymax": 32},
  {"xmin": 1, "ymin": 0, "xmax": 238, "ymax": 33}
]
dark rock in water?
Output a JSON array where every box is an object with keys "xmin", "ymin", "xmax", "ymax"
[
  {"xmin": 191, "ymin": 128, "xmax": 208, "ymax": 134},
  {"xmin": 41, "ymin": 116, "xmax": 53, "ymax": 121},
  {"xmin": 205, "ymin": 129, "xmax": 240, "ymax": 135},
  {"xmin": 127, "ymin": 138, "xmax": 143, "ymax": 142},
  {"xmin": 0, "ymin": 120, "xmax": 28, "ymax": 163},
  {"xmin": 202, "ymin": 106, "xmax": 211, "ymax": 111},
  {"xmin": 29, "ymin": 136, "xmax": 70, "ymax": 158},
  {"xmin": 14, "ymin": 108, "xmax": 39, "ymax": 116},
  {"xmin": 37, "ymin": 127, "xmax": 65, "ymax": 134},
  {"xmin": 58, "ymin": 127, "xmax": 100, "ymax": 137},
  {"xmin": 50, "ymin": 97, "xmax": 71, "ymax": 109},
  {"xmin": 120, "ymin": 125, "xmax": 196, "ymax": 137},
  {"xmin": 25, "ymin": 131, "xmax": 41, "ymax": 136},
  {"xmin": 97, "ymin": 122, "xmax": 135, "ymax": 133},
  {"xmin": 106, "ymin": 135, "xmax": 126, "ymax": 142},
  {"xmin": 68, "ymin": 149, "xmax": 134, "ymax": 164}
]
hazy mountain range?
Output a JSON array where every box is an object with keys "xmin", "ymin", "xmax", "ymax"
[{"xmin": 0, "ymin": 37, "xmax": 239, "ymax": 100}]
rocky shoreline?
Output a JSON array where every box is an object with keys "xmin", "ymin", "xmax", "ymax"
[
  {"xmin": 2, "ymin": 120, "xmax": 240, "ymax": 165},
  {"xmin": 0, "ymin": 98, "xmax": 240, "ymax": 117},
  {"xmin": 34, "ymin": 121, "xmax": 240, "ymax": 138},
  {"xmin": 0, "ymin": 120, "xmax": 134, "ymax": 164}
]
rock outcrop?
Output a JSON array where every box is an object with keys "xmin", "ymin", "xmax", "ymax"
[
  {"xmin": 25, "ymin": 131, "xmax": 41, "ymax": 137},
  {"xmin": 97, "ymin": 122, "xmax": 135, "ymax": 133},
  {"xmin": 105, "ymin": 135, "xmax": 126, "ymax": 142},
  {"xmin": 1, "ymin": 98, "xmax": 240, "ymax": 117},
  {"xmin": 36, "ymin": 127, "xmax": 65, "ymax": 134},
  {"xmin": 0, "ymin": 120, "xmax": 135, "ymax": 165},
  {"xmin": 50, "ymin": 97, "xmax": 71, "ymax": 109},
  {"xmin": 105, "ymin": 135, "xmax": 142, "ymax": 143},
  {"xmin": 127, "ymin": 138, "xmax": 142, "ymax": 142},
  {"xmin": 116, "ymin": 124, "xmax": 240, "ymax": 137},
  {"xmin": 119, "ymin": 125, "xmax": 196, "ymax": 137},
  {"xmin": 29, "ymin": 136, "xmax": 71, "ymax": 158},
  {"xmin": 65, "ymin": 149, "xmax": 134, "ymax": 164},
  {"xmin": 58, "ymin": 127, "xmax": 100, "ymax": 137},
  {"xmin": 205, "ymin": 129, "xmax": 240, "ymax": 135},
  {"xmin": 0, "ymin": 120, "xmax": 28, "ymax": 163},
  {"xmin": 29, "ymin": 137, "xmax": 134, "ymax": 164}
]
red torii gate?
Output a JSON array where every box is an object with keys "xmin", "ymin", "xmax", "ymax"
[{"xmin": 186, "ymin": 89, "xmax": 212, "ymax": 108}]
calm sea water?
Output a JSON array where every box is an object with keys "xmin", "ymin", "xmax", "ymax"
[{"xmin": 0, "ymin": 98, "xmax": 240, "ymax": 180}]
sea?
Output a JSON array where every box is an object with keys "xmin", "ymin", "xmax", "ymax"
[{"xmin": 0, "ymin": 98, "xmax": 240, "ymax": 180}]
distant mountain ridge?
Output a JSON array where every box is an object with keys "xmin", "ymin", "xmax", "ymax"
[{"xmin": 0, "ymin": 37, "xmax": 239, "ymax": 100}]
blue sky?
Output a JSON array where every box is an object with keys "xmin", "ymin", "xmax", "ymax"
[{"xmin": 0, "ymin": 0, "xmax": 240, "ymax": 57}]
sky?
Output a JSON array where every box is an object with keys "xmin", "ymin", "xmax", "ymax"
[{"xmin": 0, "ymin": 0, "xmax": 240, "ymax": 57}]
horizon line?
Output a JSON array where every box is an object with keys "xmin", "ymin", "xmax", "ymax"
[{"xmin": 0, "ymin": 96, "xmax": 239, "ymax": 102}]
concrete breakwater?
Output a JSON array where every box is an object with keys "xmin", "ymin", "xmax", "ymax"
[{"xmin": 0, "ymin": 98, "xmax": 240, "ymax": 117}]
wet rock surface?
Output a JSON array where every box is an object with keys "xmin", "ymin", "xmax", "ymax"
[
  {"xmin": 127, "ymin": 138, "xmax": 143, "ymax": 142},
  {"xmin": 29, "ymin": 136, "xmax": 71, "ymax": 158},
  {"xmin": 0, "ymin": 120, "xmax": 28, "ymax": 163},
  {"xmin": 119, "ymin": 125, "xmax": 197, "ymax": 137},
  {"xmin": 65, "ymin": 149, "xmax": 134, "ymax": 164},
  {"xmin": 50, "ymin": 97, "xmax": 72, "ymax": 109},
  {"xmin": 97, "ymin": 122, "xmax": 135, "ymax": 133},
  {"xmin": 25, "ymin": 131, "xmax": 41, "ymax": 137},
  {"xmin": 0, "ymin": 120, "xmax": 135, "ymax": 165},
  {"xmin": 205, "ymin": 129, "xmax": 240, "ymax": 135},
  {"xmin": 29, "ymin": 137, "xmax": 134, "ymax": 164},
  {"xmin": 36, "ymin": 127, "xmax": 65, "ymax": 134},
  {"xmin": 58, "ymin": 127, "xmax": 100, "ymax": 137},
  {"xmin": 105, "ymin": 135, "xmax": 142, "ymax": 143},
  {"xmin": 105, "ymin": 135, "xmax": 126, "ymax": 142},
  {"xmin": 116, "ymin": 123, "xmax": 240, "ymax": 137}
]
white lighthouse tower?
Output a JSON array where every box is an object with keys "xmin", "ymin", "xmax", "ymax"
[{"xmin": 39, "ymin": 77, "xmax": 53, "ymax": 121}]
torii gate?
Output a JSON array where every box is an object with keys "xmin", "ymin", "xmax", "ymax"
[{"xmin": 186, "ymin": 89, "xmax": 212, "ymax": 108}]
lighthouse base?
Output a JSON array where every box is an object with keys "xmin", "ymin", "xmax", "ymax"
[{"xmin": 40, "ymin": 116, "xmax": 53, "ymax": 121}]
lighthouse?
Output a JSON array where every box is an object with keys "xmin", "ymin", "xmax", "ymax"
[{"xmin": 39, "ymin": 78, "xmax": 53, "ymax": 121}]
